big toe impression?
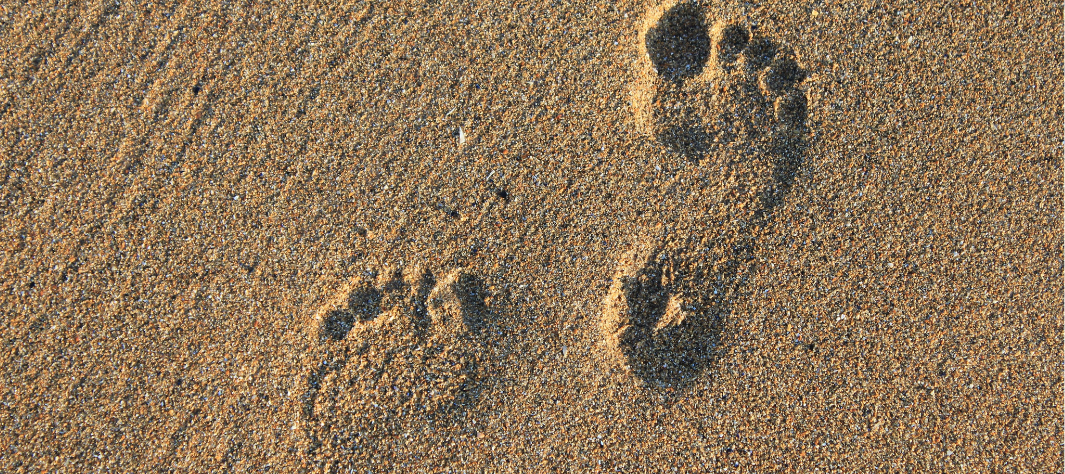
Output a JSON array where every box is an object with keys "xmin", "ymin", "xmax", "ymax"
[{"xmin": 645, "ymin": 2, "xmax": 711, "ymax": 82}]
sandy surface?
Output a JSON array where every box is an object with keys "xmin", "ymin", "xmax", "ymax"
[{"xmin": 1, "ymin": 0, "xmax": 1061, "ymax": 471}]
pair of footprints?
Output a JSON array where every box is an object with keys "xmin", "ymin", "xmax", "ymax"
[{"xmin": 302, "ymin": 1, "xmax": 809, "ymax": 455}]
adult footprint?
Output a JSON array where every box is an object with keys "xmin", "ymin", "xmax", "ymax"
[
  {"xmin": 607, "ymin": 3, "xmax": 809, "ymax": 390},
  {"xmin": 301, "ymin": 266, "xmax": 489, "ymax": 466}
]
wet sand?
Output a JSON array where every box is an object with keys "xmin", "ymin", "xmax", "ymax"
[{"xmin": 1, "ymin": 0, "xmax": 1061, "ymax": 471}]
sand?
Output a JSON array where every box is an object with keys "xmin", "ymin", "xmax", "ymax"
[{"xmin": 1, "ymin": 0, "xmax": 1061, "ymax": 471}]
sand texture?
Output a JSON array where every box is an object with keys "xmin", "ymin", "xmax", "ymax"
[{"xmin": 1, "ymin": 0, "xmax": 1062, "ymax": 471}]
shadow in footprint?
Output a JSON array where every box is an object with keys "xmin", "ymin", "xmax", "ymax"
[
  {"xmin": 660, "ymin": 121, "xmax": 711, "ymax": 159},
  {"xmin": 320, "ymin": 286, "xmax": 382, "ymax": 341},
  {"xmin": 602, "ymin": 241, "xmax": 737, "ymax": 391},
  {"xmin": 760, "ymin": 89, "xmax": 809, "ymax": 215},
  {"xmin": 645, "ymin": 2, "xmax": 710, "ymax": 82}
]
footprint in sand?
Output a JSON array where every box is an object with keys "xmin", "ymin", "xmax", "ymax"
[
  {"xmin": 301, "ymin": 266, "xmax": 489, "ymax": 462},
  {"xmin": 603, "ymin": 2, "xmax": 809, "ymax": 389}
]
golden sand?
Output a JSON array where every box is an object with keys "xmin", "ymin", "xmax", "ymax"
[{"xmin": 1, "ymin": 0, "xmax": 1061, "ymax": 471}]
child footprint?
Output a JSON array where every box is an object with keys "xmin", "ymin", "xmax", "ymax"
[
  {"xmin": 301, "ymin": 266, "xmax": 489, "ymax": 465},
  {"xmin": 605, "ymin": 2, "xmax": 809, "ymax": 389}
]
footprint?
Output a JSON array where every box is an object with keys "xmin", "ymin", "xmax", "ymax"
[
  {"xmin": 600, "ymin": 230, "xmax": 745, "ymax": 389},
  {"xmin": 301, "ymin": 266, "xmax": 489, "ymax": 463},
  {"xmin": 607, "ymin": 3, "xmax": 809, "ymax": 389},
  {"xmin": 633, "ymin": 1, "xmax": 808, "ymax": 164}
]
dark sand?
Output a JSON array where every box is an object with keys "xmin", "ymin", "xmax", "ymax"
[{"xmin": 1, "ymin": 0, "xmax": 1061, "ymax": 471}]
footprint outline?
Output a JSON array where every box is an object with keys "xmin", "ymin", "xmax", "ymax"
[{"xmin": 608, "ymin": 1, "xmax": 810, "ymax": 391}]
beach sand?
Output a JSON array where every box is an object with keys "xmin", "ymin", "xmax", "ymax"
[{"xmin": 1, "ymin": 0, "xmax": 1061, "ymax": 471}]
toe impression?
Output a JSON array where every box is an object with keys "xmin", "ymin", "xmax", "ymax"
[
  {"xmin": 711, "ymin": 22, "xmax": 749, "ymax": 66},
  {"xmin": 759, "ymin": 56, "xmax": 805, "ymax": 95},
  {"xmin": 427, "ymin": 269, "xmax": 485, "ymax": 339},
  {"xmin": 645, "ymin": 2, "xmax": 711, "ymax": 82}
]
